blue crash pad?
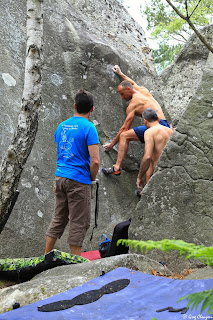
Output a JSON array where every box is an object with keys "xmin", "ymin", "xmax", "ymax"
[{"xmin": 0, "ymin": 267, "xmax": 212, "ymax": 320}]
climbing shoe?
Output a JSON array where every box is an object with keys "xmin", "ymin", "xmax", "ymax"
[
  {"xmin": 135, "ymin": 189, "xmax": 143, "ymax": 198},
  {"xmin": 102, "ymin": 166, "xmax": 121, "ymax": 176}
]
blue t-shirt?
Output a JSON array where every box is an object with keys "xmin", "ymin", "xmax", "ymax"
[{"xmin": 55, "ymin": 116, "xmax": 99, "ymax": 185}]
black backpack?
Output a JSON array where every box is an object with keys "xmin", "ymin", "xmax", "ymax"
[{"xmin": 106, "ymin": 218, "xmax": 132, "ymax": 257}]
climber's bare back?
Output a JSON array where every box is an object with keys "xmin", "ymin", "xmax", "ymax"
[{"xmin": 127, "ymin": 88, "xmax": 165, "ymax": 120}]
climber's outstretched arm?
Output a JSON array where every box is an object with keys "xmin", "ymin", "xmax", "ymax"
[{"xmin": 112, "ymin": 65, "xmax": 142, "ymax": 91}]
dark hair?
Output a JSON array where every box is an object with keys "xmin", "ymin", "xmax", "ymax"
[
  {"xmin": 119, "ymin": 80, "xmax": 133, "ymax": 89},
  {"xmin": 75, "ymin": 90, "xmax": 94, "ymax": 114},
  {"xmin": 142, "ymin": 108, "xmax": 158, "ymax": 122}
]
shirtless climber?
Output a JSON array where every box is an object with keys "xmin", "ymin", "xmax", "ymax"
[
  {"xmin": 102, "ymin": 65, "xmax": 170, "ymax": 182},
  {"xmin": 136, "ymin": 108, "xmax": 173, "ymax": 196}
]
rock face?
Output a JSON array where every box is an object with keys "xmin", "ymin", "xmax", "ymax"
[
  {"xmin": 160, "ymin": 25, "xmax": 213, "ymax": 126},
  {"xmin": 0, "ymin": 0, "xmax": 168, "ymax": 257},
  {"xmin": 130, "ymin": 50, "xmax": 213, "ymax": 270}
]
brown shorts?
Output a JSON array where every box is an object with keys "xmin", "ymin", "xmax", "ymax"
[{"xmin": 46, "ymin": 176, "xmax": 91, "ymax": 247}]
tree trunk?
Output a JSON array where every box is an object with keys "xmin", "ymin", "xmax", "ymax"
[{"xmin": 0, "ymin": 0, "xmax": 43, "ymax": 232}]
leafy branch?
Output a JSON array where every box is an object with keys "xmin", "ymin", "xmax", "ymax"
[
  {"xmin": 188, "ymin": 0, "xmax": 202, "ymax": 18},
  {"xmin": 143, "ymin": 0, "xmax": 213, "ymax": 71},
  {"xmin": 165, "ymin": 0, "xmax": 213, "ymax": 53}
]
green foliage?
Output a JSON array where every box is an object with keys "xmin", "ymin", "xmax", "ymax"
[
  {"xmin": 151, "ymin": 42, "xmax": 183, "ymax": 72},
  {"xmin": 179, "ymin": 289, "xmax": 213, "ymax": 315},
  {"xmin": 117, "ymin": 238, "xmax": 213, "ymax": 314},
  {"xmin": 142, "ymin": 0, "xmax": 213, "ymax": 71},
  {"xmin": 117, "ymin": 238, "xmax": 213, "ymax": 266},
  {"xmin": 144, "ymin": 0, "xmax": 213, "ymax": 39}
]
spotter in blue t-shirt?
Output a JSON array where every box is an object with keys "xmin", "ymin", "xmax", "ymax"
[{"xmin": 55, "ymin": 116, "xmax": 99, "ymax": 185}]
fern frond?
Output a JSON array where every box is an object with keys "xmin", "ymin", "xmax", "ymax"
[
  {"xmin": 116, "ymin": 239, "xmax": 213, "ymax": 266},
  {"xmin": 179, "ymin": 289, "xmax": 213, "ymax": 315}
]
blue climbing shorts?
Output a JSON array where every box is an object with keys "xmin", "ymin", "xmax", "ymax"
[{"xmin": 133, "ymin": 119, "xmax": 170, "ymax": 143}]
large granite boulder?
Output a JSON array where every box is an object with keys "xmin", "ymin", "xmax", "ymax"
[
  {"xmin": 0, "ymin": 0, "xmax": 168, "ymax": 257},
  {"xmin": 130, "ymin": 50, "xmax": 213, "ymax": 270},
  {"xmin": 160, "ymin": 24, "xmax": 213, "ymax": 126}
]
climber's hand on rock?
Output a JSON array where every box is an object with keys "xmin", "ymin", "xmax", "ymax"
[
  {"xmin": 112, "ymin": 65, "xmax": 121, "ymax": 75},
  {"xmin": 103, "ymin": 142, "xmax": 113, "ymax": 152}
]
